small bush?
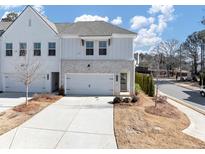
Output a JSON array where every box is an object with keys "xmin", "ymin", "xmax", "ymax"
[
  {"xmin": 131, "ymin": 95, "xmax": 139, "ymax": 103},
  {"xmin": 153, "ymin": 95, "xmax": 168, "ymax": 104},
  {"xmin": 58, "ymin": 86, "xmax": 65, "ymax": 96},
  {"xmin": 123, "ymin": 97, "xmax": 131, "ymax": 103},
  {"xmin": 113, "ymin": 96, "xmax": 122, "ymax": 104}
]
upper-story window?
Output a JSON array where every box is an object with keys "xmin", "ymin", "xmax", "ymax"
[
  {"xmin": 34, "ymin": 43, "xmax": 41, "ymax": 56},
  {"xmin": 99, "ymin": 41, "xmax": 107, "ymax": 55},
  {"xmin": 6, "ymin": 43, "xmax": 13, "ymax": 56},
  {"xmin": 19, "ymin": 43, "xmax": 27, "ymax": 56},
  {"xmin": 48, "ymin": 42, "xmax": 56, "ymax": 56},
  {"xmin": 86, "ymin": 41, "xmax": 94, "ymax": 55}
]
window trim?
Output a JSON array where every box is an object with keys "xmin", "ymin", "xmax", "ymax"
[
  {"xmin": 5, "ymin": 43, "xmax": 13, "ymax": 56},
  {"xmin": 86, "ymin": 41, "xmax": 94, "ymax": 56},
  {"xmin": 33, "ymin": 42, "xmax": 41, "ymax": 56},
  {"xmin": 99, "ymin": 41, "xmax": 107, "ymax": 56},
  {"xmin": 48, "ymin": 42, "xmax": 56, "ymax": 56},
  {"xmin": 19, "ymin": 42, "xmax": 27, "ymax": 56}
]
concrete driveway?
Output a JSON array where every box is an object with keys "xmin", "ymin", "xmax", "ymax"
[
  {"xmin": 0, "ymin": 96, "xmax": 117, "ymax": 149},
  {"xmin": 0, "ymin": 92, "xmax": 31, "ymax": 112}
]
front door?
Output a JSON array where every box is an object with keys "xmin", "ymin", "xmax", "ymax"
[
  {"xmin": 120, "ymin": 73, "xmax": 127, "ymax": 92},
  {"xmin": 51, "ymin": 72, "xmax": 59, "ymax": 92}
]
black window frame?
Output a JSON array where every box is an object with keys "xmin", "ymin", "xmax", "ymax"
[
  {"xmin": 86, "ymin": 41, "xmax": 94, "ymax": 56},
  {"xmin": 6, "ymin": 43, "xmax": 13, "ymax": 56},
  {"xmin": 99, "ymin": 41, "xmax": 107, "ymax": 55},
  {"xmin": 34, "ymin": 42, "xmax": 41, "ymax": 56},
  {"xmin": 19, "ymin": 43, "xmax": 27, "ymax": 56},
  {"xmin": 48, "ymin": 42, "xmax": 56, "ymax": 56}
]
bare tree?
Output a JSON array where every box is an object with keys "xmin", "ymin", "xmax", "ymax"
[
  {"xmin": 182, "ymin": 32, "xmax": 202, "ymax": 76},
  {"xmin": 15, "ymin": 57, "xmax": 40, "ymax": 105},
  {"xmin": 1, "ymin": 12, "xmax": 18, "ymax": 22},
  {"xmin": 158, "ymin": 39, "xmax": 180, "ymax": 77}
]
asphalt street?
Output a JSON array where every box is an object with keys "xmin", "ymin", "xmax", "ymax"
[{"xmin": 158, "ymin": 80, "xmax": 205, "ymax": 111}]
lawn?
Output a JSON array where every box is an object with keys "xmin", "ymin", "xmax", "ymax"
[
  {"xmin": 0, "ymin": 94, "xmax": 62, "ymax": 136},
  {"xmin": 114, "ymin": 93, "xmax": 205, "ymax": 148}
]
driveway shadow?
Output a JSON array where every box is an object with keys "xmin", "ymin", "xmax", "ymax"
[{"xmin": 0, "ymin": 92, "xmax": 33, "ymax": 98}]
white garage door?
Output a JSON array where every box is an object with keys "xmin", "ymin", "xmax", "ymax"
[
  {"xmin": 4, "ymin": 74, "xmax": 47, "ymax": 92},
  {"xmin": 65, "ymin": 73, "xmax": 114, "ymax": 95}
]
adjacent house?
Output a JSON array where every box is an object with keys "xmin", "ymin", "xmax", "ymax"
[{"xmin": 0, "ymin": 6, "xmax": 136, "ymax": 96}]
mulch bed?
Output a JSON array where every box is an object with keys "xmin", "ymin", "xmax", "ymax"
[
  {"xmin": 0, "ymin": 94, "xmax": 62, "ymax": 136},
  {"xmin": 114, "ymin": 93, "xmax": 205, "ymax": 148}
]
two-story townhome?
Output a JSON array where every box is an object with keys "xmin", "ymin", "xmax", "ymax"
[{"xmin": 0, "ymin": 6, "xmax": 136, "ymax": 96}]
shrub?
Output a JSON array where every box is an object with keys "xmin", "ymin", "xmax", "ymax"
[
  {"xmin": 58, "ymin": 86, "xmax": 65, "ymax": 96},
  {"xmin": 131, "ymin": 95, "xmax": 139, "ymax": 103},
  {"xmin": 113, "ymin": 96, "xmax": 122, "ymax": 104},
  {"xmin": 123, "ymin": 97, "xmax": 131, "ymax": 103},
  {"xmin": 148, "ymin": 75, "xmax": 155, "ymax": 97},
  {"xmin": 135, "ymin": 83, "xmax": 141, "ymax": 95},
  {"xmin": 135, "ymin": 73, "xmax": 155, "ymax": 97}
]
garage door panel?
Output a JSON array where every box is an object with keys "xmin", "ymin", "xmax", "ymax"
[
  {"xmin": 66, "ymin": 74, "xmax": 113, "ymax": 95},
  {"xmin": 4, "ymin": 74, "xmax": 46, "ymax": 92}
]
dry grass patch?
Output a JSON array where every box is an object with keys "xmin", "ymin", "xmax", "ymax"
[
  {"xmin": 114, "ymin": 93, "xmax": 205, "ymax": 148},
  {"xmin": 0, "ymin": 94, "xmax": 62, "ymax": 136}
]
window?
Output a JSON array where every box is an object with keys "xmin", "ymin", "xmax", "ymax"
[
  {"xmin": 48, "ymin": 42, "xmax": 56, "ymax": 56},
  {"xmin": 86, "ymin": 41, "xmax": 94, "ymax": 55},
  {"xmin": 34, "ymin": 43, "xmax": 41, "ymax": 56},
  {"xmin": 6, "ymin": 43, "xmax": 12, "ymax": 56},
  {"xmin": 19, "ymin": 43, "xmax": 27, "ymax": 56},
  {"xmin": 99, "ymin": 41, "xmax": 107, "ymax": 55}
]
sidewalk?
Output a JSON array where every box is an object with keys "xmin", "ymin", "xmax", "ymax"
[
  {"xmin": 160, "ymin": 91, "xmax": 205, "ymax": 142},
  {"xmin": 172, "ymin": 81, "xmax": 200, "ymax": 91}
]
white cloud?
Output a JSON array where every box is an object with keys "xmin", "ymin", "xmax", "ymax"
[
  {"xmin": 132, "ymin": 5, "xmax": 175, "ymax": 50},
  {"xmin": 74, "ymin": 14, "xmax": 109, "ymax": 22},
  {"xmin": 111, "ymin": 16, "xmax": 122, "ymax": 25},
  {"xmin": 130, "ymin": 16, "xmax": 154, "ymax": 30},
  {"xmin": 33, "ymin": 5, "xmax": 45, "ymax": 15},
  {"xmin": 0, "ymin": 5, "xmax": 22, "ymax": 10}
]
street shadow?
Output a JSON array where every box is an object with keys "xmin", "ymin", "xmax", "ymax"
[{"xmin": 182, "ymin": 90, "xmax": 205, "ymax": 106}]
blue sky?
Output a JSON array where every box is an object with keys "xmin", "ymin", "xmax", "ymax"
[{"xmin": 0, "ymin": 5, "xmax": 205, "ymax": 52}]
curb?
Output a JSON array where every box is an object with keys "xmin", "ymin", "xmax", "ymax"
[
  {"xmin": 169, "ymin": 81, "xmax": 200, "ymax": 91},
  {"xmin": 159, "ymin": 91, "xmax": 205, "ymax": 116}
]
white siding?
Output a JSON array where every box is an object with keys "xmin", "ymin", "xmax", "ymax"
[
  {"xmin": 0, "ymin": 7, "xmax": 60, "ymax": 92},
  {"xmin": 61, "ymin": 37, "xmax": 133, "ymax": 60}
]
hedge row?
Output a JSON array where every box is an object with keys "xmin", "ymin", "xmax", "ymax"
[{"xmin": 135, "ymin": 73, "xmax": 155, "ymax": 97}]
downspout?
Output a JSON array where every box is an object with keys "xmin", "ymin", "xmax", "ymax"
[{"xmin": 59, "ymin": 35, "xmax": 62, "ymax": 88}]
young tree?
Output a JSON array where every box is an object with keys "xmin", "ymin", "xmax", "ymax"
[
  {"xmin": 150, "ymin": 43, "xmax": 164, "ymax": 106},
  {"xmin": 15, "ymin": 57, "xmax": 40, "ymax": 105}
]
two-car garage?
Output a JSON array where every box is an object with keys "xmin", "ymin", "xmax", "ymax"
[{"xmin": 65, "ymin": 73, "xmax": 114, "ymax": 96}]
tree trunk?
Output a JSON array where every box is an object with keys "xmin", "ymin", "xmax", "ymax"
[
  {"xmin": 194, "ymin": 57, "xmax": 198, "ymax": 75},
  {"xmin": 155, "ymin": 61, "xmax": 159, "ymax": 107},
  {"xmin": 26, "ymin": 84, "xmax": 29, "ymax": 105}
]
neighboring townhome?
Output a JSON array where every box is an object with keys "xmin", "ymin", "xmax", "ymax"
[{"xmin": 0, "ymin": 6, "xmax": 137, "ymax": 96}]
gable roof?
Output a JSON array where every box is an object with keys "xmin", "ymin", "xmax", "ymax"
[
  {"xmin": 0, "ymin": 6, "xmax": 136, "ymax": 37},
  {"xmin": 55, "ymin": 21, "xmax": 136, "ymax": 36},
  {"xmin": 0, "ymin": 6, "xmax": 58, "ymax": 37}
]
